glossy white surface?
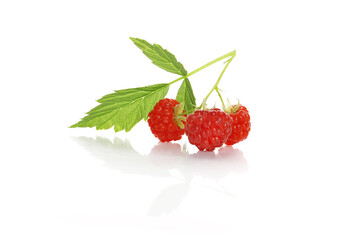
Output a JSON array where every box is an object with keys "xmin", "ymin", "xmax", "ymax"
[{"xmin": 1, "ymin": 0, "xmax": 360, "ymax": 239}]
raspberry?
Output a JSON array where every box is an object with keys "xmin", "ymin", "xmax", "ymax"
[
  {"xmin": 148, "ymin": 98, "xmax": 186, "ymax": 142},
  {"xmin": 225, "ymin": 105, "xmax": 251, "ymax": 145},
  {"xmin": 185, "ymin": 109, "xmax": 232, "ymax": 151}
]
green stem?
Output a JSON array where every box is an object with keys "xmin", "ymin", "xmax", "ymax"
[
  {"xmin": 199, "ymin": 55, "xmax": 235, "ymax": 109},
  {"xmin": 168, "ymin": 76, "xmax": 185, "ymax": 85},
  {"xmin": 216, "ymin": 88, "xmax": 226, "ymax": 109},
  {"xmin": 187, "ymin": 50, "xmax": 236, "ymax": 78},
  {"xmin": 168, "ymin": 50, "xmax": 236, "ymax": 85}
]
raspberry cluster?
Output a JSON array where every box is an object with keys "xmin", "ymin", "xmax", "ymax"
[
  {"xmin": 225, "ymin": 105, "xmax": 251, "ymax": 145},
  {"xmin": 148, "ymin": 99, "xmax": 251, "ymax": 151},
  {"xmin": 185, "ymin": 109, "xmax": 232, "ymax": 151},
  {"xmin": 147, "ymin": 98, "xmax": 186, "ymax": 142}
]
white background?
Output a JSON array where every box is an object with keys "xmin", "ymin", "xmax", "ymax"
[{"xmin": 1, "ymin": 0, "xmax": 360, "ymax": 239}]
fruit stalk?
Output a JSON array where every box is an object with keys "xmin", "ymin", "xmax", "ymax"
[
  {"xmin": 199, "ymin": 55, "xmax": 235, "ymax": 109},
  {"xmin": 168, "ymin": 50, "xmax": 236, "ymax": 86}
]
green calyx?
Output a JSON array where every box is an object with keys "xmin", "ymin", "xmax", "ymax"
[
  {"xmin": 174, "ymin": 102, "xmax": 186, "ymax": 129},
  {"xmin": 196, "ymin": 100, "xmax": 217, "ymax": 111},
  {"xmin": 223, "ymin": 99, "xmax": 241, "ymax": 114}
]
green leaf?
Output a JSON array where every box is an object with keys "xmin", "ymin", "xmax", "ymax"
[
  {"xmin": 70, "ymin": 83, "xmax": 169, "ymax": 132},
  {"xmin": 130, "ymin": 37, "xmax": 187, "ymax": 76},
  {"xmin": 176, "ymin": 78, "xmax": 196, "ymax": 113}
]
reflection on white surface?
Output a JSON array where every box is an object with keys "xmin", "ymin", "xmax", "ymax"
[{"xmin": 72, "ymin": 136, "xmax": 247, "ymax": 216}]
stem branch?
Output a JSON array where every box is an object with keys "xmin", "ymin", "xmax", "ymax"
[
  {"xmin": 168, "ymin": 50, "xmax": 236, "ymax": 85},
  {"xmin": 200, "ymin": 55, "xmax": 235, "ymax": 109},
  {"xmin": 216, "ymin": 88, "xmax": 225, "ymax": 108}
]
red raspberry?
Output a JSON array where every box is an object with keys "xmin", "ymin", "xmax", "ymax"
[
  {"xmin": 148, "ymin": 98, "xmax": 186, "ymax": 142},
  {"xmin": 225, "ymin": 105, "xmax": 251, "ymax": 145},
  {"xmin": 185, "ymin": 109, "xmax": 232, "ymax": 151}
]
